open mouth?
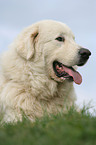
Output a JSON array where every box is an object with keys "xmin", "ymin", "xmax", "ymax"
[{"xmin": 53, "ymin": 61, "xmax": 82, "ymax": 85}]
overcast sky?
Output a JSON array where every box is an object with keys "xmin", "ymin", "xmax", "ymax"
[{"xmin": 0, "ymin": 0, "xmax": 96, "ymax": 113}]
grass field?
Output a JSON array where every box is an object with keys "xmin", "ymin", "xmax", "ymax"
[{"xmin": 0, "ymin": 107, "xmax": 96, "ymax": 145}]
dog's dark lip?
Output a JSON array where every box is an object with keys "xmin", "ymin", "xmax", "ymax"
[
  {"xmin": 53, "ymin": 61, "xmax": 82, "ymax": 85},
  {"xmin": 77, "ymin": 60, "xmax": 88, "ymax": 66},
  {"xmin": 77, "ymin": 63, "xmax": 85, "ymax": 66}
]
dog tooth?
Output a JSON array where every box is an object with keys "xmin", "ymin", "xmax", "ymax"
[
  {"xmin": 56, "ymin": 65, "xmax": 59, "ymax": 69},
  {"xmin": 59, "ymin": 67, "xmax": 62, "ymax": 70},
  {"xmin": 61, "ymin": 77, "xmax": 66, "ymax": 80}
]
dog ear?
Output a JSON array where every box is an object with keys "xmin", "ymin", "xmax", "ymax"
[{"xmin": 17, "ymin": 27, "xmax": 38, "ymax": 60}]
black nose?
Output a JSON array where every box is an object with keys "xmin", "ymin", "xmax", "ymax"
[
  {"xmin": 79, "ymin": 48, "xmax": 91, "ymax": 58},
  {"xmin": 78, "ymin": 48, "xmax": 91, "ymax": 66}
]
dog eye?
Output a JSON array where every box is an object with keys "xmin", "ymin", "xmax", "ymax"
[{"xmin": 55, "ymin": 36, "xmax": 65, "ymax": 42}]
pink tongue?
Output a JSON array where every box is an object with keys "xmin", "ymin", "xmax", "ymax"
[{"xmin": 62, "ymin": 66, "xmax": 82, "ymax": 85}]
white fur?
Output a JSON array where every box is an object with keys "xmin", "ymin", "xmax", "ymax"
[{"xmin": 0, "ymin": 20, "xmax": 81, "ymax": 123}]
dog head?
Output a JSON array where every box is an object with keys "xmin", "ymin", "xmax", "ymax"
[{"xmin": 16, "ymin": 20, "xmax": 91, "ymax": 85}]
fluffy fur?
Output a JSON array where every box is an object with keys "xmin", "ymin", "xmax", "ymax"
[{"xmin": 0, "ymin": 20, "xmax": 88, "ymax": 123}]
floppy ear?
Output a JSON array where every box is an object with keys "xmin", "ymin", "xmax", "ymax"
[{"xmin": 17, "ymin": 27, "xmax": 38, "ymax": 60}]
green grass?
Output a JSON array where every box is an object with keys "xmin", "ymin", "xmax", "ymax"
[{"xmin": 0, "ymin": 107, "xmax": 96, "ymax": 145}]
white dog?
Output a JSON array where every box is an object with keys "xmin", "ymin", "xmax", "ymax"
[{"xmin": 0, "ymin": 20, "xmax": 91, "ymax": 123}]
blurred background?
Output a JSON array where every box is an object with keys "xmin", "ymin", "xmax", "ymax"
[{"xmin": 0, "ymin": 0, "xmax": 95, "ymax": 113}]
